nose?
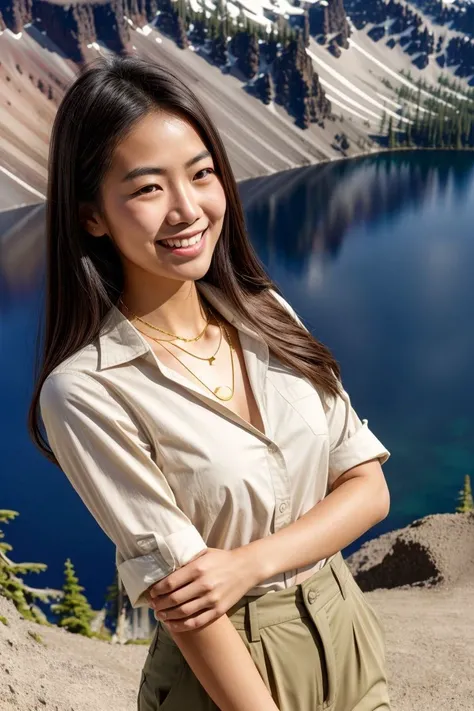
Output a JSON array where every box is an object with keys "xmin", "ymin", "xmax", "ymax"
[{"xmin": 166, "ymin": 182, "xmax": 203, "ymax": 226}]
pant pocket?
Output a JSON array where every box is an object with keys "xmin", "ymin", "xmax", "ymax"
[
  {"xmin": 346, "ymin": 573, "xmax": 387, "ymax": 649},
  {"xmin": 344, "ymin": 573, "xmax": 391, "ymax": 709},
  {"xmin": 138, "ymin": 624, "xmax": 187, "ymax": 711}
]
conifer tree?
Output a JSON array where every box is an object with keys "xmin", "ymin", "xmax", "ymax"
[
  {"xmin": 50, "ymin": 558, "xmax": 95, "ymax": 637},
  {"xmin": 303, "ymin": 10, "xmax": 310, "ymax": 49},
  {"xmin": 104, "ymin": 567, "xmax": 130, "ymax": 636},
  {"xmin": 405, "ymin": 118, "xmax": 413, "ymax": 147},
  {"xmin": 0, "ymin": 509, "xmax": 63, "ymax": 624},
  {"xmin": 176, "ymin": 15, "xmax": 189, "ymax": 49},
  {"xmin": 211, "ymin": 19, "xmax": 228, "ymax": 66},
  {"xmin": 456, "ymin": 475, "xmax": 474, "ymax": 513},
  {"xmin": 387, "ymin": 116, "xmax": 396, "ymax": 148}
]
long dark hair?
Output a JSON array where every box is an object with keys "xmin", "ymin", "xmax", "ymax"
[{"xmin": 28, "ymin": 54, "xmax": 341, "ymax": 464}]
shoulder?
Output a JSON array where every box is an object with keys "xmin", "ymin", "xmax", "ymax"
[{"xmin": 39, "ymin": 368, "xmax": 106, "ymax": 420}]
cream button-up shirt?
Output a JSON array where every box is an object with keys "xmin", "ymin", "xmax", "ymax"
[{"xmin": 39, "ymin": 282, "xmax": 390, "ymax": 608}]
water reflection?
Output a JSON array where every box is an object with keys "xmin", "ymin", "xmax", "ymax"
[
  {"xmin": 240, "ymin": 151, "xmax": 474, "ymax": 278},
  {"xmin": 1, "ymin": 150, "xmax": 473, "ymax": 607}
]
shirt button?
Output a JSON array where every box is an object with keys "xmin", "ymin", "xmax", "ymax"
[{"xmin": 279, "ymin": 501, "xmax": 289, "ymax": 513}]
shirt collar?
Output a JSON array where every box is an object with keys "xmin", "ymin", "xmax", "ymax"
[{"xmin": 97, "ymin": 281, "xmax": 265, "ymax": 370}]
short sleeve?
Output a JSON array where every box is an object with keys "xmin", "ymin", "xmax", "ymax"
[
  {"xmin": 269, "ymin": 288, "xmax": 390, "ymax": 485},
  {"xmin": 39, "ymin": 371, "xmax": 208, "ymax": 608},
  {"xmin": 324, "ymin": 385, "xmax": 390, "ymax": 487}
]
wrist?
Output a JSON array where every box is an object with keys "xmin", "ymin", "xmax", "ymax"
[{"xmin": 234, "ymin": 539, "xmax": 274, "ymax": 588}]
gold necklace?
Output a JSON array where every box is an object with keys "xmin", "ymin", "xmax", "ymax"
[
  {"xmin": 152, "ymin": 320, "xmax": 235, "ymax": 402},
  {"xmin": 135, "ymin": 321, "xmax": 224, "ymax": 366},
  {"xmin": 119, "ymin": 296, "xmax": 210, "ymax": 343}
]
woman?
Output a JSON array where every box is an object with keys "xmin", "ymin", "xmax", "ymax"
[{"xmin": 29, "ymin": 54, "xmax": 392, "ymax": 711}]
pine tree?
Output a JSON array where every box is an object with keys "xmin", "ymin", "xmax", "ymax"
[
  {"xmin": 303, "ymin": 10, "xmax": 310, "ymax": 49},
  {"xmin": 176, "ymin": 15, "xmax": 189, "ymax": 49},
  {"xmin": 388, "ymin": 116, "xmax": 396, "ymax": 148},
  {"xmin": 405, "ymin": 118, "xmax": 413, "ymax": 147},
  {"xmin": 456, "ymin": 475, "xmax": 474, "ymax": 513},
  {"xmin": 51, "ymin": 559, "xmax": 95, "ymax": 636},
  {"xmin": 211, "ymin": 20, "xmax": 228, "ymax": 66},
  {"xmin": 0, "ymin": 509, "xmax": 63, "ymax": 624}
]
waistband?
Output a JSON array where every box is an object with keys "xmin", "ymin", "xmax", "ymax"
[{"xmin": 226, "ymin": 551, "xmax": 350, "ymax": 642}]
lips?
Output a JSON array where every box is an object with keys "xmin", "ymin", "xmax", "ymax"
[
  {"xmin": 155, "ymin": 227, "xmax": 208, "ymax": 254},
  {"xmin": 156, "ymin": 227, "xmax": 208, "ymax": 248}
]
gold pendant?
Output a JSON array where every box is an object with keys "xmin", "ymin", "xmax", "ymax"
[
  {"xmin": 214, "ymin": 386, "xmax": 233, "ymax": 401},
  {"xmin": 208, "ymin": 356, "xmax": 216, "ymax": 365}
]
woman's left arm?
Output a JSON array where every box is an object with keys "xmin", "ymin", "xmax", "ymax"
[
  {"xmin": 242, "ymin": 456, "xmax": 390, "ymax": 584},
  {"xmin": 244, "ymin": 378, "xmax": 391, "ymax": 583}
]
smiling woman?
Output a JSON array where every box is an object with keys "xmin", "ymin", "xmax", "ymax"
[{"xmin": 28, "ymin": 54, "xmax": 392, "ymax": 711}]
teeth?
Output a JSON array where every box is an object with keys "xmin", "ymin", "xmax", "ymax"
[{"xmin": 161, "ymin": 232, "xmax": 204, "ymax": 248}]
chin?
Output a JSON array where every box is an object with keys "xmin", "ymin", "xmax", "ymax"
[{"xmin": 166, "ymin": 258, "xmax": 214, "ymax": 283}]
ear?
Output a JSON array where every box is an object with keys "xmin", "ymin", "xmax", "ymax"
[{"xmin": 79, "ymin": 203, "xmax": 108, "ymax": 238}]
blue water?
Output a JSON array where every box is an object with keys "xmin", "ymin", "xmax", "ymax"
[{"xmin": 1, "ymin": 150, "xmax": 473, "ymax": 612}]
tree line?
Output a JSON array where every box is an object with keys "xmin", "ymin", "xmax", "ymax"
[{"xmin": 154, "ymin": 0, "xmax": 332, "ymax": 129}]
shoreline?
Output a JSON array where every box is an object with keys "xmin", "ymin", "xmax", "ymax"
[{"xmin": 3, "ymin": 145, "xmax": 474, "ymax": 215}]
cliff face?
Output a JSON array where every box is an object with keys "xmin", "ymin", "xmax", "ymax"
[
  {"xmin": 0, "ymin": 0, "xmax": 157, "ymax": 61},
  {"xmin": 325, "ymin": 0, "xmax": 349, "ymax": 36},
  {"xmin": 1, "ymin": 0, "xmax": 32, "ymax": 33},
  {"xmin": 34, "ymin": 1, "xmax": 98, "ymax": 62},
  {"xmin": 309, "ymin": 0, "xmax": 350, "ymax": 38}
]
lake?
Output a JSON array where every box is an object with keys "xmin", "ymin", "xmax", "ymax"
[{"xmin": 1, "ymin": 149, "xmax": 473, "ymax": 612}]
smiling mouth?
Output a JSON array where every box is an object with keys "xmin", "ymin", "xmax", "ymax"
[{"xmin": 156, "ymin": 228, "xmax": 208, "ymax": 250}]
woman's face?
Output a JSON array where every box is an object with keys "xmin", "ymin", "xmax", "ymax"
[{"xmin": 85, "ymin": 110, "xmax": 227, "ymax": 286}]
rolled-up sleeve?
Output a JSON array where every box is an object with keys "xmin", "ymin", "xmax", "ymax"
[
  {"xmin": 39, "ymin": 371, "xmax": 208, "ymax": 608},
  {"xmin": 325, "ymin": 385, "xmax": 390, "ymax": 487}
]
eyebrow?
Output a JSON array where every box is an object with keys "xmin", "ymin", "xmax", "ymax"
[{"xmin": 121, "ymin": 150, "xmax": 212, "ymax": 182}]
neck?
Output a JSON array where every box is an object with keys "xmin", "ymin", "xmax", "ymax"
[{"xmin": 119, "ymin": 280, "xmax": 209, "ymax": 339}]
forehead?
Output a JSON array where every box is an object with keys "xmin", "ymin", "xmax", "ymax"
[{"xmin": 109, "ymin": 111, "xmax": 206, "ymax": 174}]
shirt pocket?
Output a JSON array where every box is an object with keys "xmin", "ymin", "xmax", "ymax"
[{"xmin": 274, "ymin": 375, "xmax": 329, "ymax": 437}]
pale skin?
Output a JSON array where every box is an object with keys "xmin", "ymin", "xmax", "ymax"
[{"xmin": 81, "ymin": 108, "xmax": 390, "ymax": 711}]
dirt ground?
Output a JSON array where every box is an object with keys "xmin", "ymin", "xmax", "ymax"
[{"xmin": 1, "ymin": 512, "xmax": 473, "ymax": 711}]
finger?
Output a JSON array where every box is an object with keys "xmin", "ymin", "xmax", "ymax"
[
  {"xmin": 152, "ymin": 581, "xmax": 206, "ymax": 613},
  {"xmin": 149, "ymin": 564, "xmax": 198, "ymax": 600},
  {"xmin": 167, "ymin": 608, "xmax": 218, "ymax": 633},
  {"xmin": 158, "ymin": 595, "xmax": 210, "ymax": 621}
]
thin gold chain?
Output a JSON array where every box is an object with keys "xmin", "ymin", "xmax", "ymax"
[
  {"xmin": 149, "ymin": 320, "xmax": 235, "ymax": 401},
  {"xmin": 135, "ymin": 320, "xmax": 224, "ymax": 366},
  {"xmin": 118, "ymin": 296, "xmax": 211, "ymax": 343}
]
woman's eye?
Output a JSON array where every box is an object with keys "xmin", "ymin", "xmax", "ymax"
[
  {"xmin": 133, "ymin": 169, "xmax": 214, "ymax": 196},
  {"xmin": 195, "ymin": 168, "xmax": 215, "ymax": 180},
  {"xmin": 135, "ymin": 185, "xmax": 160, "ymax": 196}
]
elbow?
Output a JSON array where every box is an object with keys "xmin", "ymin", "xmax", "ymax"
[{"xmin": 376, "ymin": 481, "xmax": 391, "ymax": 523}]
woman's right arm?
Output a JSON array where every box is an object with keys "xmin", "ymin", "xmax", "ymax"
[
  {"xmin": 39, "ymin": 372, "xmax": 278, "ymax": 711},
  {"xmin": 169, "ymin": 615, "xmax": 278, "ymax": 711}
]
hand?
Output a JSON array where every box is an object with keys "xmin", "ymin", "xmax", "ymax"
[{"xmin": 146, "ymin": 547, "xmax": 257, "ymax": 633}]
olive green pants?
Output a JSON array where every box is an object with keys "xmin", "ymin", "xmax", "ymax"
[{"xmin": 137, "ymin": 551, "xmax": 391, "ymax": 710}]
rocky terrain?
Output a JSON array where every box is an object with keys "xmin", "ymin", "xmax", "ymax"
[{"xmin": 1, "ymin": 511, "xmax": 473, "ymax": 711}]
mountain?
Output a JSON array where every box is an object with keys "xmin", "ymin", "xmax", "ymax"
[{"xmin": 0, "ymin": 0, "xmax": 473, "ymax": 210}]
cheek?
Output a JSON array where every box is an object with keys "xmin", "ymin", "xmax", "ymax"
[
  {"xmin": 209, "ymin": 184, "xmax": 227, "ymax": 223},
  {"xmin": 110, "ymin": 201, "xmax": 162, "ymax": 245}
]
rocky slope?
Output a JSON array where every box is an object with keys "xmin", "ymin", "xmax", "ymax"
[{"xmin": 0, "ymin": 0, "xmax": 473, "ymax": 212}]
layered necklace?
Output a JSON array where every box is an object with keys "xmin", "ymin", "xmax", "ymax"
[{"xmin": 118, "ymin": 296, "xmax": 235, "ymax": 402}]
